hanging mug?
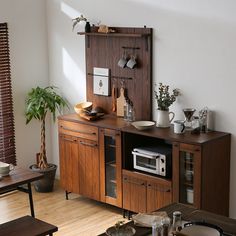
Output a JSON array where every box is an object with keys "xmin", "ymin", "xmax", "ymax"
[{"xmin": 156, "ymin": 110, "xmax": 175, "ymax": 128}]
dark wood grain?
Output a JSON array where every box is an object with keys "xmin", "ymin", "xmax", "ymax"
[
  {"xmin": 99, "ymin": 203, "xmax": 236, "ymax": 236},
  {"xmin": 0, "ymin": 167, "xmax": 42, "ymax": 193},
  {"xmin": 0, "ymin": 215, "xmax": 58, "ymax": 236},
  {"xmin": 83, "ymin": 27, "xmax": 153, "ymax": 120},
  {"xmin": 201, "ymin": 135, "xmax": 231, "ymax": 216}
]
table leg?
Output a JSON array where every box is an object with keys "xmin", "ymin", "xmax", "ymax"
[{"xmin": 27, "ymin": 183, "xmax": 35, "ymax": 217}]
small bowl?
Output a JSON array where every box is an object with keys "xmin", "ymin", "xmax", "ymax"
[
  {"xmin": 74, "ymin": 102, "xmax": 93, "ymax": 114},
  {"xmin": 131, "ymin": 121, "xmax": 155, "ymax": 131}
]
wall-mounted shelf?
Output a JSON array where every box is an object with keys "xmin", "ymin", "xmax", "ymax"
[{"xmin": 77, "ymin": 32, "xmax": 151, "ymax": 38}]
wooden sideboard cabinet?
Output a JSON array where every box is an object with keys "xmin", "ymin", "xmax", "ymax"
[
  {"xmin": 58, "ymin": 114, "xmax": 231, "ymax": 216},
  {"xmin": 58, "ymin": 119, "xmax": 100, "ymax": 201}
]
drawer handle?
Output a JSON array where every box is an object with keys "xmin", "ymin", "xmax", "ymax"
[
  {"xmin": 62, "ymin": 137, "xmax": 77, "ymax": 142},
  {"xmin": 80, "ymin": 141, "xmax": 98, "ymax": 147},
  {"xmin": 61, "ymin": 126, "xmax": 96, "ymax": 135}
]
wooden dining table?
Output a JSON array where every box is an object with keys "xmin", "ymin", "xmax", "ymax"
[
  {"xmin": 0, "ymin": 166, "xmax": 43, "ymax": 217},
  {"xmin": 99, "ymin": 203, "xmax": 236, "ymax": 236}
]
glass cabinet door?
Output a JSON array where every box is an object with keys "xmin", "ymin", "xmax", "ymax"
[
  {"xmin": 100, "ymin": 128, "xmax": 122, "ymax": 207},
  {"xmin": 173, "ymin": 143, "xmax": 201, "ymax": 209},
  {"xmin": 179, "ymin": 151, "xmax": 194, "ymax": 205},
  {"xmin": 105, "ymin": 135, "xmax": 117, "ymax": 198}
]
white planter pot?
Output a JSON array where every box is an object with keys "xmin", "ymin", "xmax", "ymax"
[{"xmin": 156, "ymin": 110, "xmax": 175, "ymax": 127}]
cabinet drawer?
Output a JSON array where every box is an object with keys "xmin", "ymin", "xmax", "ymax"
[{"xmin": 58, "ymin": 120, "xmax": 98, "ymax": 141}]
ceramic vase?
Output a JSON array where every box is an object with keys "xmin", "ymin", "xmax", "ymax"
[{"xmin": 156, "ymin": 109, "xmax": 175, "ymax": 127}]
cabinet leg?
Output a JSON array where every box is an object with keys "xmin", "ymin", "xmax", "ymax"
[
  {"xmin": 65, "ymin": 190, "xmax": 71, "ymax": 200},
  {"xmin": 122, "ymin": 209, "xmax": 126, "ymax": 218},
  {"xmin": 128, "ymin": 211, "xmax": 131, "ymax": 220}
]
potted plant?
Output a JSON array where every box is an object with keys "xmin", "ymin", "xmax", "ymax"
[
  {"xmin": 154, "ymin": 83, "xmax": 180, "ymax": 127},
  {"xmin": 25, "ymin": 86, "xmax": 68, "ymax": 192},
  {"xmin": 72, "ymin": 14, "xmax": 91, "ymax": 32}
]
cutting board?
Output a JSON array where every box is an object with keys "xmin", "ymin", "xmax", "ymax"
[{"xmin": 116, "ymin": 87, "xmax": 126, "ymax": 117}]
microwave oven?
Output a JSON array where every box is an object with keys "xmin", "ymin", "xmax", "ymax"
[{"xmin": 132, "ymin": 146, "xmax": 172, "ymax": 178}]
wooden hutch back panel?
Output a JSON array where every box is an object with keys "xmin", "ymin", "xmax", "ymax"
[{"xmin": 83, "ymin": 27, "xmax": 153, "ymax": 120}]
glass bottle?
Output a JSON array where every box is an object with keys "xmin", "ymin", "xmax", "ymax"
[
  {"xmin": 171, "ymin": 211, "xmax": 182, "ymax": 232},
  {"xmin": 161, "ymin": 217, "xmax": 171, "ymax": 236},
  {"xmin": 124, "ymin": 99, "xmax": 129, "ymax": 121},
  {"xmin": 127, "ymin": 101, "xmax": 135, "ymax": 122}
]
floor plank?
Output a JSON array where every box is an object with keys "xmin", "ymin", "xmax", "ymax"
[{"xmin": 0, "ymin": 182, "xmax": 127, "ymax": 235}]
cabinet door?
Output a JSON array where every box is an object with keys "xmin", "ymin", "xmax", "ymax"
[
  {"xmin": 78, "ymin": 138, "xmax": 100, "ymax": 201},
  {"xmin": 123, "ymin": 174, "xmax": 147, "ymax": 213},
  {"xmin": 173, "ymin": 142, "xmax": 201, "ymax": 208},
  {"xmin": 59, "ymin": 134, "xmax": 80, "ymax": 194},
  {"xmin": 146, "ymin": 177, "xmax": 172, "ymax": 213},
  {"xmin": 100, "ymin": 129, "xmax": 122, "ymax": 207}
]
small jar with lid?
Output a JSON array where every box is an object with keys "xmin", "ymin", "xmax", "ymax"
[{"xmin": 171, "ymin": 211, "xmax": 182, "ymax": 232}]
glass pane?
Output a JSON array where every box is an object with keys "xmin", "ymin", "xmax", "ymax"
[
  {"xmin": 136, "ymin": 156, "xmax": 156, "ymax": 170},
  {"xmin": 179, "ymin": 151, "xmax": 194, "ymax": 205},
  {"xmin": 105, "ymin": 136, "xmax": 117, "ymax": 198}
]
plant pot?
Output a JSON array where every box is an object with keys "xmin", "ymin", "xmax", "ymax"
[
  {"xmin": 156, "ymin": 109, "xmax": 175, "ymax": 128},
  {"xmin": 29, "ymin": 164, "xmax": 57, "ymax": 192}
]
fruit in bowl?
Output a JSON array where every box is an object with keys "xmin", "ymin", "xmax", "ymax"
[{"xmin": 74, "ymin": 102, "xmax": 92, "ymax": 114}]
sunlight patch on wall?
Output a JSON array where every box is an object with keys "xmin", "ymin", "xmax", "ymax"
[
  {"xmin": 62, "ymin": 47, "xmax": 86, "ymax": 99},
  {"xmin": 61, "ymin": 1, "xmax": 81, "ymax": 19}
]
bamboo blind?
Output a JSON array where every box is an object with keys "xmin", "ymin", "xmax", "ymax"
[{"xmin": 0, "ymin": 22, "xmax": 16, "ymax": 165}]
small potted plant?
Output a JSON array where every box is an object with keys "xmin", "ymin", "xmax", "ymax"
[
  {"xmin": 25, "ymin": 86, "xmax": 68, "ymax": 192},
  {"xmin": 72, "ymin": 14, "xmax": 91, "ymax": 32},
  {"xmin": 154, "ymin": 83, "xmax": 180, "ymax": 127}
]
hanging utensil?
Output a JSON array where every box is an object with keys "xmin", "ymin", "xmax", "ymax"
[{"xmin": 112, "ymin": 84, "xmax": 116, "ymax": 112}]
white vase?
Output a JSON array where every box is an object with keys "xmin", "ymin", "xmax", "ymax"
[{"xmin": 156, "ymin": 110, "xmax": 175, "ymax": 127}]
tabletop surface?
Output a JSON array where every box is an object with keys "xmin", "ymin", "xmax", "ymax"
[
  {"xmin": 0, "ymin": 166, "xmax": 43, "ymax": 192},
  {"xmin": 99, "ymin": 203, "xmax": 236, "ymax": 236}
]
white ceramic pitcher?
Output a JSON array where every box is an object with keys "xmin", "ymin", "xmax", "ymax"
[{"xmin": 156, "ymin": 110, "xmax": 175, "ymax": 127}]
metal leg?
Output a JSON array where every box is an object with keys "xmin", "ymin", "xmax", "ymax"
[
  {"xmin": 27, "ymin": 183, "xmax": 35, "ymax": 217},
  {"xmin": 128, "ymin": 211, "xmax": 131, "ymax": 220},
  {"xmin": 65, "ymin": 190, "xmax": 71, "ymax": 200},
  {"xmin": 122, "ymin": 209, "xmax": 126, "ymax": 218}
]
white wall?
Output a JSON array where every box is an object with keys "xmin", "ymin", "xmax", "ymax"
[
  {"xmin": 1, "ymin": 0, "xmax": 235, "ymax": 218},
  {"xmin": 0, "ymin": 0, "xmax": 50, "ymax": 168},
  {"xmin": 47, "ymin": 0, "xmax": 236, "ymax": 217}
]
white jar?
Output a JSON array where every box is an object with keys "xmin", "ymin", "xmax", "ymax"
[{"xmin": 186, "ymin": 188, "xmax": 194, "ymax": 204}]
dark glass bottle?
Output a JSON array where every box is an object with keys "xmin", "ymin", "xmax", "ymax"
[{"xmin": 85, "ymin": 22, "xmax": 91, "ymax": 32}]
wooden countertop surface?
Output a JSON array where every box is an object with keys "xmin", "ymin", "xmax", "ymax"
[{"xmin": 58, "ymin": 113, "xmax": 230, "ymax": 145}]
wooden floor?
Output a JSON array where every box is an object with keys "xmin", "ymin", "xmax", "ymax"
[{"xmin": 0, "ymin": 182, "xmax": 127, "ymax": 235}]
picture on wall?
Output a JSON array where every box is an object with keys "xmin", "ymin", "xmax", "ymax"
[{"xmin": 93, "ymin": 67, "xmax": 110, "ymax": 96}]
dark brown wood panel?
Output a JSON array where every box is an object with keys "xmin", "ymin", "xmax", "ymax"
[
  {"xmin": 84, "ymin": 27, "xmax": 152, "ymax": 120},
  {"xmin": 201, "ymin": 135, "xmax": 231, "ymax": 216},
  {"xmin": 0, "ymin": 215, "xmax": 58, "ymax": 236}
]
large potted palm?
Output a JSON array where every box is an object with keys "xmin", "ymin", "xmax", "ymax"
[{"xmin": 25, "ymin": 86, "xmax": 68, "ymax": 192}]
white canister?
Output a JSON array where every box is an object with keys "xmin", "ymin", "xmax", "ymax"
[{"xmin": 186, "ymin": 188, "xmax": 194, "ymax": 204}]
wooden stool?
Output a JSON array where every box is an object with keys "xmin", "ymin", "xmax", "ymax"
[{"xmin": 0, "ymin": 215, "xmax": 58, "ymax": 236}]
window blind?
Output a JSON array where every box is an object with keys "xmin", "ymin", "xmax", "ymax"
[{"xmin": 0, "ymin": 22, "xmax": 16, "ymax": 165}]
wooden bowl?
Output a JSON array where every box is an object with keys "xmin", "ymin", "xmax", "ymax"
[{"xmin": 74, "ymin": 102, "xmax": 93, "ymax": 114}]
